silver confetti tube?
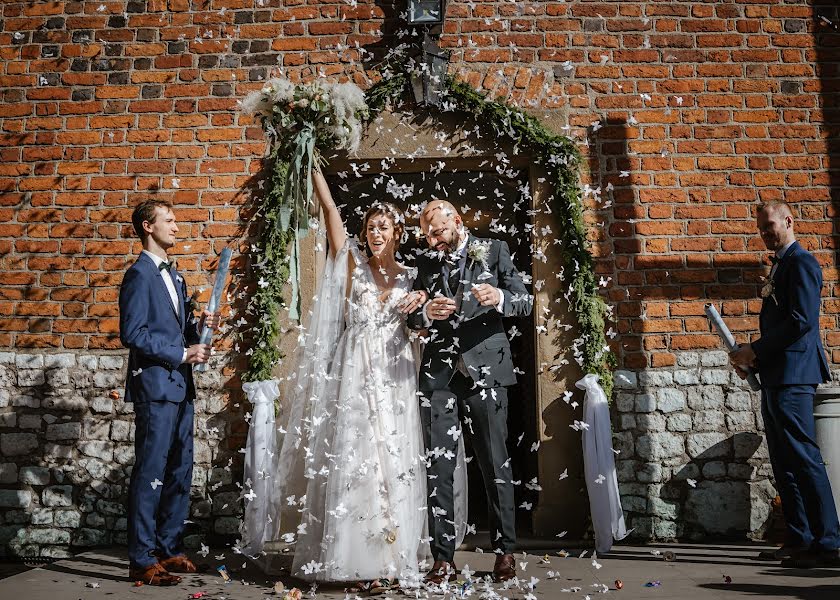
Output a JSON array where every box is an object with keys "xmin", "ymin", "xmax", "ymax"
[
  {"xmin": 704, "ymin": 303, "xmax": 761, "ymax": 391},
  {"xmin": 195, "ymin": 247, "xmax": 232, "ymax": 373}
]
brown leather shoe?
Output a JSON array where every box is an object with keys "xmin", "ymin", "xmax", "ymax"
[
  {"xmin": 424, "ymin": 560, "xmax": 457, "ymax": 585},
  {"xmin": 128, "ymin": 562, "xmax": 181, "ymax": 586},
  {"xmin": 158, "ymin": 554, "xmax": 198, "ymax": 574},
  {"xmin": 492, "ymin": 553, "xmax": 516, "ymax": 582}
]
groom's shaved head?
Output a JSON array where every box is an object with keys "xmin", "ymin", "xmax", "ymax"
[
  {"xmin": 420, "ymin": 200, "xmax": 460, "ymax": 228},
  {"xmin": 420, "ymin": 199, "xmax": 464, "ymax": 253}
]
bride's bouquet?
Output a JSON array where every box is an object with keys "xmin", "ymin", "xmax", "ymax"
[
  {"xmin": 241, "ymin": 77, "xmax": 369, "ymax": 320},
  {"xmin": 242, "ymin": 77, "xmax": 369, "ymax": 159}
]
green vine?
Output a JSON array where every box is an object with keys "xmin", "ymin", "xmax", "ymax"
[
  {"xmin": 244, "ymin": 68, "xmax": 616, "ymax": 395},
  {"xmin": 242, "ymin": 153, "xmax": 293, "ymax": 383},
  {"xmin": 450, "ymin": 80, "xmax": 615, "ymax": 395}
]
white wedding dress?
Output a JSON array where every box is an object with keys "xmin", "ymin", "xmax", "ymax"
[{"xmin": 240, "ymin": 240, "xmax": 466, "ymax": 584}]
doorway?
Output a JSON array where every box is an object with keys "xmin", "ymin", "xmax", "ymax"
[{"xmin": 326, "ymin": 163, "xmax": 539, "ymax": 536}]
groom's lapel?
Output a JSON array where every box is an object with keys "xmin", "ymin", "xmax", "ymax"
[
  {"xmin": 458, "ymin": 235, "xmax": 480, "ymax": 317},
  {"xmin": 425, "ymin": 254, "xmax": 449, "ymax": 297},
  {"xmin": 773, "ymin": 241, "xmax": 799, "ymax": 284}
]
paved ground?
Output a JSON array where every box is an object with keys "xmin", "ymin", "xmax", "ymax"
[{"xmin": 1, "ymin": 542, "xmax": 839, "ymax": 600}]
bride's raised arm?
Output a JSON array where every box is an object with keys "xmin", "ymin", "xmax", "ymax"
[{"xmin": 312, "ymin": 168, "xmax": 347, "ymax": 258}]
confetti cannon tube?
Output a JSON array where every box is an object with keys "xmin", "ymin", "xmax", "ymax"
[
  {"xmin": 195, "ymin": 247, "xmax": 232, "ymax": 373},
  {"xmin": 704, "ymin": 303, "xmax": 761, "ymax": 391}
]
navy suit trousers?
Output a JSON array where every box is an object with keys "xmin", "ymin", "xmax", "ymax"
[
  {"xmin": 128, "ymin": 399, "xmax": 194, "ymax": 568},
  {"xmin": 762, "ymin": 385, "xmax": 840, "ymax": 551}
]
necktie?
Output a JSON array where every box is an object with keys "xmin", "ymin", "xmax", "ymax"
[
  {"xmin": 159, "ymin": 262, "xmax": 171, "ymax": 272},
  {"xmin": 769, "ymin": 255, "xmax": 779, "ymax": 265},
  {"xmin": 448, "ymin": 259, "xmax": 461, "ymax": 291}
]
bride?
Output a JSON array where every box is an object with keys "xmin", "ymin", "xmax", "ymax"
[{"xmin": 239, "ymin": 170, "xmax": 465, "ymax": 592}]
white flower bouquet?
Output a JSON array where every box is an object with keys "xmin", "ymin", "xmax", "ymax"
[
  {"xmin": 241, "ymin": 77, "xmax": 369, "ymax": 320},
  {"xmin": 242, "ymin": 77, "xmax": 369, "ymax": 159}
]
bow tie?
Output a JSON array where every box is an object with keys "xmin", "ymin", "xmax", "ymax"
[
  {"xmin": 158, "ymin": 261, "xmax": 172, "ymax": 272},
  {"xmin": 769, "ymin": 255, "xmax": 780, "ymax": 265}
]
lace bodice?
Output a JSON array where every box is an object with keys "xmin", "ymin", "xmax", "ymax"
[{"xmin": 346, "ymin": 247, "xmax": 415, "ymax": 329}]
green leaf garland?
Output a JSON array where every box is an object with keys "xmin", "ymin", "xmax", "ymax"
[{"xmin": 244, "ymin": 70, "xmax": 616, "ymax": 396}]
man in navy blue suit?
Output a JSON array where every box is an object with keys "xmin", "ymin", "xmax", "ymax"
[
  {"xmin": 730, "ymin": 200, "xmax": 839, "ymax": 568},
  {"xmin": 120, "ymin": 199, "xmax": 218, "ymax": 585}
]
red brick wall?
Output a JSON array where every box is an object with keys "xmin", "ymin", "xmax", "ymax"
[{"xmin": 1, "ymin": 0, "xmax": 839, "ymax": 371}]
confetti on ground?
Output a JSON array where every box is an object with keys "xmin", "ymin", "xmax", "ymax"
[
  {"xmin": 282, "ymin": 588, "xmax": 302, "ymax": 600},
  {"xmin": 217, "ymin": 565, "xmax": 231, "ymax": 583}
]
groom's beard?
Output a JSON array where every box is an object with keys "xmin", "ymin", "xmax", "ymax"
[{"xmin": 432, "ymin": 230, "xmax": 464, "ymax": 254}]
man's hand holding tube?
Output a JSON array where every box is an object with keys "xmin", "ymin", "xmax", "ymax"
[
  {"xmin": 185, "ymin": 310, "xmax": 222, "ymax": 365},
  {"xmin": 729, "ymin": 344, "xmax": 757, "ymax": 380},
  {"xmin": 199, "ymin": 309, "xmax": 222, "ymax": 331}
]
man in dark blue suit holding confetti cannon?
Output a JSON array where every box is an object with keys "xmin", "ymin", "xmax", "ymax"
[
  {"xmin": 730, "ymin": 200, "xmax": 839, "ymax": 568},
  {"xmin": 120, "ymin": 199, "xmax": 222, "ymax": 585}
]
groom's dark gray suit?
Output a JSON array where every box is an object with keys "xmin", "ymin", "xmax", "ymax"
[{"xmin": 408, "ymin": 234, "xmax": 532, "ymax": 561}]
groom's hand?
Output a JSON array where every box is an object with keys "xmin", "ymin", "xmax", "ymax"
[
  {"xmin": 426, "ymin": 297, "xmax": 457, "ymax": 320},
  {"xmin": 471, "ymin": 283, "xmax": 501, "ymax": 307},
  {"xmin": 398, "ymin": 290, "xmax": 428, "ymax": 314}
]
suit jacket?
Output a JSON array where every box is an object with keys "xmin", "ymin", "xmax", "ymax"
[
  {"xmin": 119, "ymin": 253, "xmax": 201, "ymax": 403},
  {"xmin": 408, "ymin": 235, "xmax": 532, "ymax": 392},
  {"xmin": 752, "ymin": 241, "xmax": 830, "ymax": 388}
]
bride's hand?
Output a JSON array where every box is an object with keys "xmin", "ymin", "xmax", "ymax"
[{"xmin": 398, "ymin": 290, "xmax": 428, "ymax": 314}]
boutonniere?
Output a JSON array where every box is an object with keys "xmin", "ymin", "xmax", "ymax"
[
  {"xmin": 467, "ymin": 240, "xmax": 491, "ymax": 271},
  {"xmin": 760, "ymin": 277, "xmax": 777, "ymax": 305}
]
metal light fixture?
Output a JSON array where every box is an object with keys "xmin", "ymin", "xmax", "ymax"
[
  {"xmin": 407, "ymin": 0, "xmax": 443, "ymax": 25},
  {"xmin": 410, "ymin": 33, "xmax": 450, "ymax": 106}
]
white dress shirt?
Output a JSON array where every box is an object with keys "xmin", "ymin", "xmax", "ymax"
[
  {"xmin": 143, "ymin": 250, "xmax": 188, "ymax": 364},
  {"xmin": 143, "ymin": 250, "xmax": 179, "ymax": 316}
]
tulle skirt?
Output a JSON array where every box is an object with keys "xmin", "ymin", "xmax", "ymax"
[{"xmin": 290, "ymin": 320, "xmax": 429, "ymax": 582}]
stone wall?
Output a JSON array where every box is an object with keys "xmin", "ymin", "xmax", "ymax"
[
  {"xmin": 0, "ymin": 350, "xmax": 236, "ymax": 559},
  {"xmin": 0, "ymin": 346, "xmax": 801, "ymax": 557},
  {"xmin": 613, "ymin": 353, "xmax": 789, "ymax": 542}
]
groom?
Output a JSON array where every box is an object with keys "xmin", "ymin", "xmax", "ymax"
[{"xmin": 407, "ymin": 200, "xmax": 532, "ymax": 584}]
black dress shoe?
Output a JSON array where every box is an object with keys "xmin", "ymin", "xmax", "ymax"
[
  {"xmin": 781, "ymin": 548, "xmax": 840, "ymax": 569},
  {"xmin": 757, "ymin": 545, "xmax": 801, "ymax": 560},
  {"xmin": 816, "ymin": 549, "xmax": 840, "ymax": 568}
]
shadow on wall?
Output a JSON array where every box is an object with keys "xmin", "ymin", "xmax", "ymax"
[
  {"xmin": 814, "ymin": 6, "xmax": 840, "ymax": 326},
  {"xmin": 667, "ymin": 432, "xmax": 765, "ymax": 539},
  {"xmin": 591, "ymin": 106, "xmax": 774, "ymax": 542}
]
